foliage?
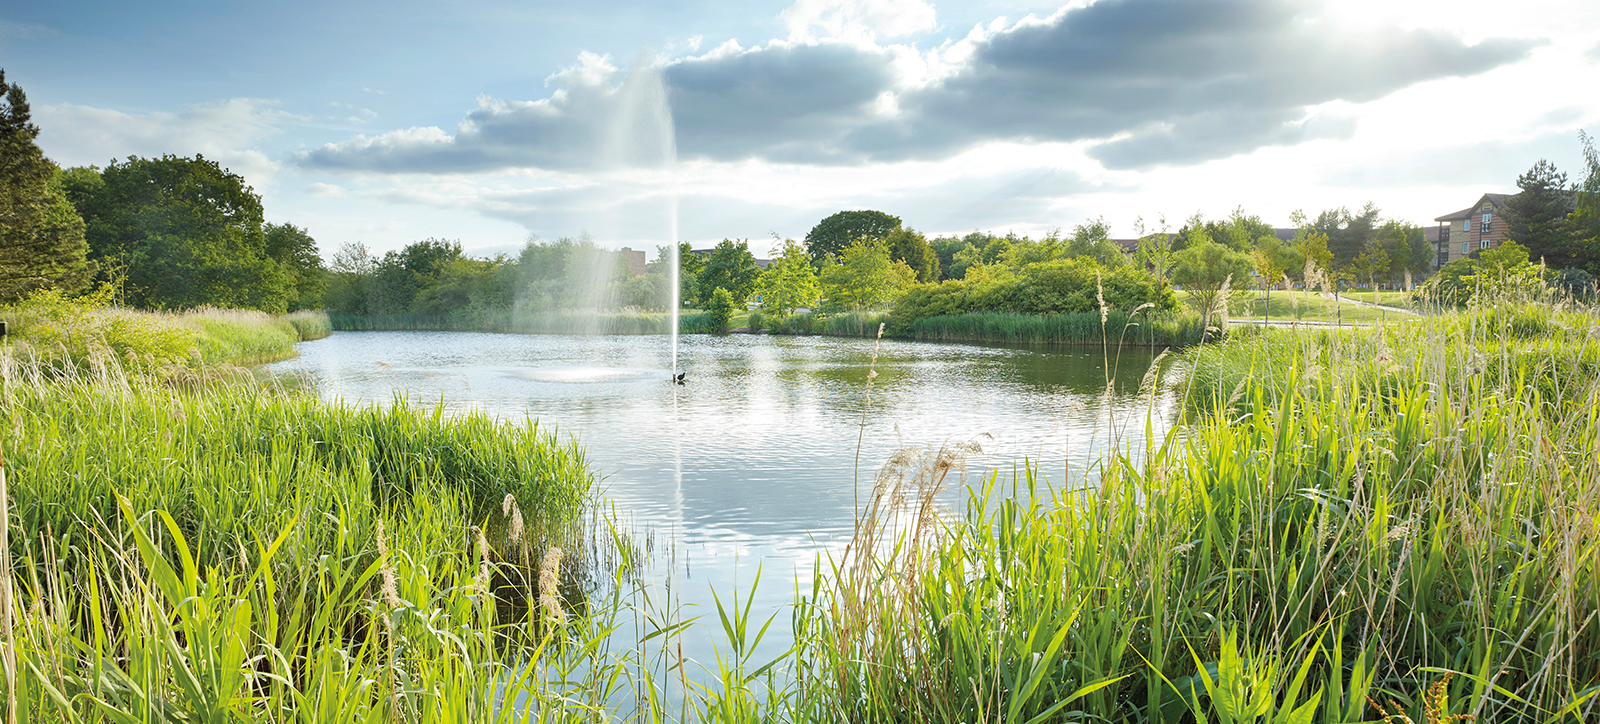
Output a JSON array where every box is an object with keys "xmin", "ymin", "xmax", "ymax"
[
  {"xmin": 66, "ymin": 154, "xmax": 292, "ymax": 312},
  {"xmin": 754, "ymin": 238, "xmax": 821, "ymax": 316},
  {"xmin": 908, "ymin": 309, "xmax": 1205, "ymax": 346},
  {"xmin": 0, "ymin": 70, "xmax": 92, "ymax": 301},
  {"xmin": 706, "ymin": 286, "xmax": 736, "ymax": 331},
  {"xmin": 819, "ymin": 240, "xmax": 915, "ymax": 310},
  {"xmin": 1, "ymin": 284, "xmax": 328, "ymax": 374},
  {"xmin": 885, "ymin": 227, "xmax": 940, "ymax": 282},
  {"xmin": 262, "ymin": 222, "xmax": 327, "ymax": 311},
  {"xmin": 698, "ymin": 238, "xmax": 760, "ymax": 304},
  {"xmin": 1171, "ymin": 238, "xmax": 1253, "ymax": 328},
  {"xmin": 804, "ymin": 209, "xmax": 901, "ymax": 265},
  {"xmin": 1505, "ymin": 158, "xmax": 1582, "ymax": 268},
  {"xmin": 1309, "ymin": 202, "xmax": 1383, "ymax": 265},
  {"xmin": 1135, "ymin": 216, "xmax": 1178, "ymax": 279},
  {"xmin": 888, "ymin": 256, "xmax": 1176, "ymax": 335}
]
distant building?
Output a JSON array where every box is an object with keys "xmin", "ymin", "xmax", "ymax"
[
  {"xmin": 687, "ymin": 247, "xmax": 771, "ymax": 269},
  {"xmin": 618, "ymin": 247, "xmax": 647, "ymax": 276},
  {"xmin": 1432, "ymin": 193, "xmax": 1512, "ymax": 267}
]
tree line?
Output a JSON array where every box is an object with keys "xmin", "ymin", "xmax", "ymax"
[{"xmin": 5, "ymin": 62, "xmax": 1596, "ymax": 322}]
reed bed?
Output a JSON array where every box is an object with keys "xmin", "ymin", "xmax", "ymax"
[
  {"xmin": 908, "ymin": 309, "xmax": 1208, "ymax": 347},
  {"xmin": 0, "ymin": 349, "xmax": 657, "ymax": 721},
  {"xmin": 761, "ymin": 298, "xmax": 1600, "ymax": 723},
  {"xmin": 330, "ymin": 310, "xmax": 716, "ymax": 336},
  {"xmin": 2, "ymin": 289, "xmax": 330, "ymax": 372}
]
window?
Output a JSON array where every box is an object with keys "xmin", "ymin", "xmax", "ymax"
[
  {"xmin": 1480, "ymin": 238, "xmax": 1491, "ymax": 250},
  {"xmin": 1462, "ymin": 219, "xmax": 1470, "ymax": 232},
  {"xmin": 1481, "ymin": 213, "xmax": 1492, "ymax": 233},
  {"xmin": 1462, "ymin": 241, "xmax": 1470, "ymax": 254}
]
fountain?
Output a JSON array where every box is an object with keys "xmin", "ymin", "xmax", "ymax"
[{"xmin": 606, "ymin": 52, "xmax": 680, "ymax": 376}]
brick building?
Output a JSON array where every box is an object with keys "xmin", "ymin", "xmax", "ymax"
[{"xmin": 1432, "ymin": 193, "xmax": 1512, "ymax": 267}]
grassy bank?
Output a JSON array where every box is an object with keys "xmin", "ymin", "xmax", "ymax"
[
  {"xmin": 752, "ymin": 300, "xmax": 1600, "ymax": 723},
  {"xmin": 331, "ymin": 309, "xmax": 708, "ymax": 335},
  {"xmin": 2, "ymin": 288, "xmax": 331, "ymax": 372},
  {"xmin": 0, "ymin": 350, "xmax": 623, "ymax": 720},
  {"xmin": 907, "ymin": 309, "xmax": 1208, "ymax": 347}
]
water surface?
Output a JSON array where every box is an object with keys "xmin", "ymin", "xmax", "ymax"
[{"xmin": 271, "ymin": 331, "xmax": 1174, "ymax": 684}]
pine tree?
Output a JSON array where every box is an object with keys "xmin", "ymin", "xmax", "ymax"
[
  {"xmin": 1504, "ymin": 159, "xmax": 1576, "ymax": 268},
  {"xmin": 0, "ymin": 69, "xmax": 91, "ymax": 302}
]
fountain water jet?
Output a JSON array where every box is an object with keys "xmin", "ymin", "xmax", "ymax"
[{"xmin": 607, "ymin": 52, "xmax": 679, "ymax": 376}]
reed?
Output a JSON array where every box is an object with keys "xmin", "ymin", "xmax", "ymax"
[
  {"xmin": 765, "ymin": 297, "xmax": 1600, "ymax": 723},
  {"xmin": 908, "ymin": 308, "xmax": 1207, "ymax": 347}
]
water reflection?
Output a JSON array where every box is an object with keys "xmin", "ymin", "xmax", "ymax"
[{"xmin": 270, "ymin": 330, "xmax": 1176, "ymax": 687}]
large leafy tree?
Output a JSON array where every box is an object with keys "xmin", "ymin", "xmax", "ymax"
[
  {"xmin": 884, "ymin": 227, "xmax": 939, "ymax": 282},
  {"xmin": 1503, "ymin": 159, "xmax": 1577, "ymax": 268},
  {"xmin": 0, "ymin": 70, "xmax": 91, "ymax": 302},
  {"xmin": 804, "ymin": 210, "xmax": 901, "ymax": 266},
  {"xmin": 819, "ymin": 240, "xmax": 914, "ymax": 310},
  {"xmin": 1310, "ymin": 203, "xmax": 1383, "ymax": 267},
  {"xmin": 754, "ymin": 239, "xmax": 821, "ymax": 316},
  {"xmin": 698, "ymin": 239, "xmax": 759, "ymax": 303},
  {"xmin": 263, "ymin": 222, "xmax": 326, "ymax": 311},
  {"xmin": 1172, "ymin": 238, "xmax": 1253, "ymax": 330},
  {"xmin": 66, "ymin": 154, "xmax": 289, "ymax": 311}
]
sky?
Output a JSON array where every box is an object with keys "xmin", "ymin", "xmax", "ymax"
[{"xmin": 5, "ymin": 0, "xmax": 1600, "ymax": 260}]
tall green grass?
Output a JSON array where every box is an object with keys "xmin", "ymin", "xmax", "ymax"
[
  {"xmin": 0, "ymin": 348, "xmax": 666, "ymax": 721},
  {"xmin": 2, "ymin": 287, "xmax": 331, "ymax": 372},
  {"xmin": 761, "ymin": 300, "xmax": 1600, "ymax": 723},
  {"xmin": 331, "ymin": 310, "xmax": 716, "ymax": 335},
  {"xmin": 908, "ymin": 309, "xmax": 1208, "ymax": 347}
]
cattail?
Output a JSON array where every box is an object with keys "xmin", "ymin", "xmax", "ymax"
[
  {"xmin": 377, "ymin": 519, "xmax": 400, "ymax": 610},
  {"xmin": 538, "ymin": 547, "xmax": 566, "ymax": 622},
  {"xmin": 471, "ymin": 525, "xmax": 492, "ymax": 602},
  {"xmin": 502, "ymin": 493, "xmax": 524, "ymax": 545}
]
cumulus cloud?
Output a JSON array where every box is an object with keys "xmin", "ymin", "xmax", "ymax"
[
  {"xmin": 781, "ymin": 0, "xmax": 938, "ymax": 43},
  {"xmin": 305, "ymin": 182, "xmax": 347, "ymax": 197},
  {"xmin": 35, "ymin": 98, "xmax": 293, "ymax": 185},
  {"xmin": 299, "ymin": 0, "xmax": 1539, "ymax": 175}
]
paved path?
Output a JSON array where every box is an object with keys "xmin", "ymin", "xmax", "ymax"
[{"xmin": 1326, "ymin": 293, "xmax": 1423, "ymax": 316}]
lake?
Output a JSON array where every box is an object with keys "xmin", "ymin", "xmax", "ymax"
[{"xmin": 270, "ymin": 330, "xmax": 1174, "ymax": 690}]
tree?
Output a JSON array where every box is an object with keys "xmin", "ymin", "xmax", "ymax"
[
  {"xmin": 1570, "ymin": 131, "xmax": 1600, "ymax": 273},
  {"xmin": 928, "ymin": 235, "xmax": 973, "ymax": 280},
  {"xmin": 263, "ymin": 222, "xmax": 326, "ymax": 310},
  {"xmin": 753, "ymin": 238, "xmax": 821, "ymax": 316},
  {"xmin": 885, "ymin": 227, "xmax": 940, "ymax": 282},
  {"xmin": 1172, "ymin": 239, "xmax": 1253, "ymax": 330},
  {"xmin": 706, "ymin": 287, "xmax": 736, "ymax": 331},
  {"xmin": 0, "ymin": 70, "xmax": 91, "ymax": 302},
  {"xmin": 1064, "ymin": 219, "xmax": 1130, "ymax": 268},
  {"xmin": 1310, "ymin": 203, "xmax": 1382, "ymax": 267},
  {"xmin": 819, "ymin": 240, "xmax": 914, "ymax": 310},
  {"xmin": 1503, "ymin": 159, "xmax": 1577, "ymax": 268},
  {"xmin": 698, "ymin": 239, "xmax": 760, "ymax": 303},
  {"xmin": 803, "ymin": 210, "xmax": 901, "ymax": 266},
  {"xmin": 1350, "ymin": 237, "xmax": 1391, "ymax": 294},
  {"xmin": 66, "ymin": 154, "xmax": 290, "ymax": 311},
  {"xmin": 324, "ymin": 242, "xmax": 375, "ymax": 315}
]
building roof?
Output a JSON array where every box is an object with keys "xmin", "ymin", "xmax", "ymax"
[{"xmin": 1435, "ymin": 193, "xmax": 1512, "ymax": 222}]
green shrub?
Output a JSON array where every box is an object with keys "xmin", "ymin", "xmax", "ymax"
[
  {"xmin": 706, "ymin": 287, "xmax": 735, "ymax": 332},
  {"xmin": 747, "ymin": 308, "xmax": 765, "ymax": 332}
]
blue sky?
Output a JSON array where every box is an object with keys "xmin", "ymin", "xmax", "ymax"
[{"xmin": 7, "ymin": 0, "xmax": 1600, "ymax": 259}]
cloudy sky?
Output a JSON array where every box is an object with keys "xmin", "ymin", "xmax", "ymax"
[{"xmin": 7, "ymin": 0, "xmax": 1600, "ymax": 259}]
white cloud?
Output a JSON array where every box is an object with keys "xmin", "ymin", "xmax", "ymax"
[
  {"xmin": 34, "ymin": 98, "xmax": 294, "ymax": 186},
  {"xmin": 305, "ymin": 182, "xmax": 347, "ymax": 198},
  {"xmin": 781, "ymin": 0, "xmax": 937, "ymax": 43}
]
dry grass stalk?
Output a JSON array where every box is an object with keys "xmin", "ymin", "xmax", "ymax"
[
  {"xmin": 2, "ymin": 456, "xmax": 14, "ymax": 724},
  {"xmin": 538, "ymin": 547, "xmax": 566, "ymax": 622}
]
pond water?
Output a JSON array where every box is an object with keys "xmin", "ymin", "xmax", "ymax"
[{"xmin": 270, "ymin": 330, "xmax": 1174, "ymax": 691}]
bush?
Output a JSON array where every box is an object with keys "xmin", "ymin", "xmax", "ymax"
[
  {"xmin": 889, "ymin": 257, "xmax": 1176, "ymax": 335},
  {"xmin": 747, "ymin": 309, "xmax": 765, "ymax": 333},
  {"xmin": 706, "ymin": 287, "xmax": 735, "ymax": 332}
]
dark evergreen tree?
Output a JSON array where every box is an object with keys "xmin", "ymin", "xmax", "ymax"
[
  {"xmin": 1311, "ymin": 203, "xmax": 1383, "ymax": 267},
  {"xmin": 0, "ymin": 69, "xmax": 91, "ymax": 302},
  {"xmin": 1503, "ymin": 159, "xmax": 1577, "ymax": 268},
  {"xmin": 803, "ymin": 210, "xmax": 901, "ymax": 266}
]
